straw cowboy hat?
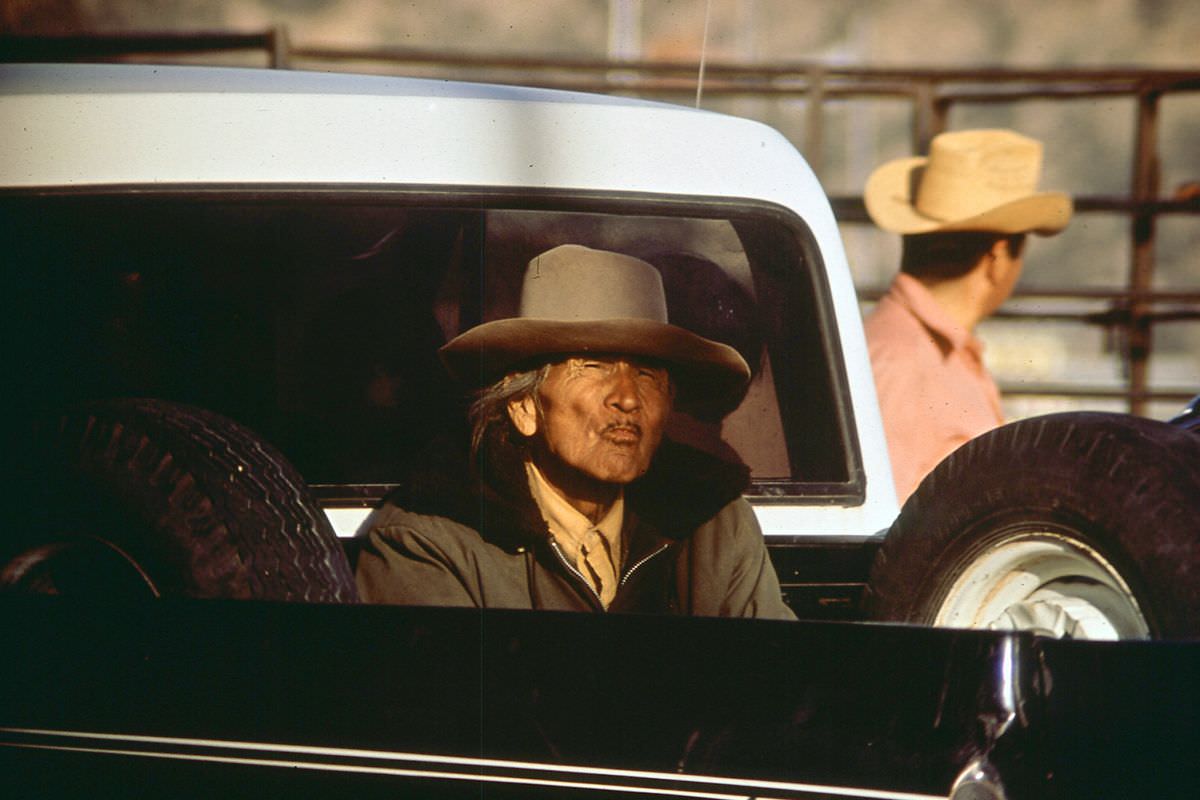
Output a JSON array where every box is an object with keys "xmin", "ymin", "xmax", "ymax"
[
  {"xmin": 864, "ymin": 128, "xmax": 1073, "ymax": 236},
  {"xmin": 439, "ymin": 244, "xmax": 751, "ymax": 417}
]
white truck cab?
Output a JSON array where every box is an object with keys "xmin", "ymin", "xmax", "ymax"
[{"xmin": 0, "ymin": 62, "xmax": 898, "ymax": 538}]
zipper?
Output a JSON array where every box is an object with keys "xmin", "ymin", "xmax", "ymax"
[
  {"xmin": 547, "ymin": 537, "xmax": 604, "ymax": 607},
  {"xmin": 619, "ymin": 542, "xmax": 669, "ymax": 587}
]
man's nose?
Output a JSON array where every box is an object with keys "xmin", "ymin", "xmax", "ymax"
[{"xmin": 605, "ymin": 364, "xmax": 641, "ymax": 412}]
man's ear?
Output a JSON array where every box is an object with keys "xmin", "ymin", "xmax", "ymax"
[
  {"xmin": 982, "ymin": 239, "xmax": 1009, "ymax": 285},
  {"xmin": 507, "ymin": 395, "xmax": 539, "ymax": 437}
]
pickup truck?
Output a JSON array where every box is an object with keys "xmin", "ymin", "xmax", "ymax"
[{"xmin": 1, "ymin": 62, "xmax": 1197, "ymax": 799}]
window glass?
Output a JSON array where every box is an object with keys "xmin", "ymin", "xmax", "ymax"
[{"xmin": 1, "ymin": 194, "xmax": 854, "ymax": 497}]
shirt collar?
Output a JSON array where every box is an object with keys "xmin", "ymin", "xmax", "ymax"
[
  {"xmin": 888, "ymin": 272, "xmax": 985, "ymax": 358},
  {"xmin": 524, "ymin": 459, "xmax": 624, "ymax": 562}
]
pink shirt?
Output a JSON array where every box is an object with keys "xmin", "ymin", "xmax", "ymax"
[{"xmin": 864, "ymin": 273, "xmax": 1005, "ymax": 502}]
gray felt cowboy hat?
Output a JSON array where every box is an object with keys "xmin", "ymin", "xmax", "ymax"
[
  {"xmin": 439, "ymin": 244, "xmax": 752, "ymax": 417},
  {"xmin": 864, "ymin": 128, "xmax": 1073, "ymax": 236}
]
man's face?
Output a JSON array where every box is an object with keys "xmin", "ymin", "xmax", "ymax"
[{"xmin": 508, "ymin": 356, "xmax": 672, "ymax": 488}]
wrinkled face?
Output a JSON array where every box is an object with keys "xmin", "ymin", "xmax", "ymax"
[{"xmin": 508, "ymin": 356, "xmax": 672, "ymax": 488}]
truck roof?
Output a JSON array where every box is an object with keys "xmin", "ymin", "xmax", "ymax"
[{"xmin": 0, "ymin": 63, "xmax": 827, "ymax": 215}]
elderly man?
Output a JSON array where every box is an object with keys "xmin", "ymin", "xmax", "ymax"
[
  {"xmin": 356, "ymin": 244, "xmax": 794, "ymax": 619},
  {"xmin": 862, "ymin": 128, "xmax": 1073, "ymax": 502}
]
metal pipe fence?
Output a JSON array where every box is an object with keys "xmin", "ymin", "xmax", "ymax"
[{"xmin": 2, "ymin": 29, "xmax": 1197, "ymax": 414}]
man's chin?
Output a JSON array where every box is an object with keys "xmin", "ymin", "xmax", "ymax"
[{"xmin": 586, "ymin": 455, "xmax": 653, "ymax": 485}]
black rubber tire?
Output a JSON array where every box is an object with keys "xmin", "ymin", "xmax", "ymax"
[
  {"xmin": 2, "ymin": 398, "xmax": 357, "ymax": 602},
  {"xmin": 863, "ymin": 412, "xmax": 1200, "ymax": 640}
]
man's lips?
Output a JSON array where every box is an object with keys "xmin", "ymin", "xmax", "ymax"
[{"xmin": 602, "ymin": 423, "xmax": 642, "ymax": 444}]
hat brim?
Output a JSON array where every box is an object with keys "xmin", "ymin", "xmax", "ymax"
[
  {"xmin": 864, "ymin": 155, "xmax": 1074, "ymax": 236},
  {"xmin": 439, "ymin": 317, "xmax": 752, "ymax": 418}
]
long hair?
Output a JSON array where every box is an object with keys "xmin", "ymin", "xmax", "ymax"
[{"xmin": 467, "ymin": 363, "xmax": 552, "ymax": 464}]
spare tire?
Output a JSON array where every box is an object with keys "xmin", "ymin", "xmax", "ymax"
[
  {"xmin": 863, "ymin": 412, "xmax": 1200, "ymax": 640},
  {"xmin": 2, "ymin": 398, "xmax": 357, "ymax": 602}
]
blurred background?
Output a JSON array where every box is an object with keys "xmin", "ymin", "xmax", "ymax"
[{"xmin": 3, "ymin": 0, "xmax": 1198, "ymax": 421}]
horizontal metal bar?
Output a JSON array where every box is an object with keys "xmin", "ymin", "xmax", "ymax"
[
  {"xmin": 288, "ymin": 41, "xmax": 1200, "ymax": 85},
  {"xmin": 856, "ymin": 296, "xmax": 1200, "ymax": 324},
  {"xmin": 1009, "ymin": 289, "xmax": 1200, "ymax": 302},
  {"xmin": 858, "ymin": 286, "xmax": 1200, "ymax": 304},
  {"xmin": 0, "ymin": 32, "xmax": 275, "ymax": 59},
  {"xmin": 272, "ymin": 66, "xmax": 1200, "ymax": 104},
  {"xmin": 1000, "ymin": 385, "xmax": 1196, "ymax": 402},
  {"xmin": 936, "ymin": 79, "xmax": 1200, "ymax": 104},
  {"xmin": 6, "ymin": 33, "xmax": 1200, "ymax": 88},
  {"xmin": 991, "ymin": 309, "xmax": 1200, "ymax": 325},
  {"xmin": 399, "ymin": 75, "xmax": 1198, "ymax": 104},
  {"xmin": 1074, "ymin": 196, "xmax": 1200, "ymax": 214},
  {"xmin": 830, "ymin": 196, "xmax": 1200, "ymax": 224}
]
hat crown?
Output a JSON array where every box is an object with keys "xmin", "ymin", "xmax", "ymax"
[
  {"xmin": 520, "ymin": 244, "xmax": 669, "ymax": 323},
  {"xmin": 915, "ymin": 129, "xmax": 1044, "ymax": 222},
  {"xmin": 439, "ymin": 244, "xmax": 752, "ymax": 417}
]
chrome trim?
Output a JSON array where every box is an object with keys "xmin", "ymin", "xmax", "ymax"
[
  {"xmin": 949, "ymin": 758, "xmax": 1006, "ymax": 800},
  {"xmin": 1, "ymin": 727, "xmax": 946, "ymax": 800}
]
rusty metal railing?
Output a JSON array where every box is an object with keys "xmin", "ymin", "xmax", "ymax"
[{"xmin": 2, "ymin": 30, "xmax": 1197, "ymax": 414}]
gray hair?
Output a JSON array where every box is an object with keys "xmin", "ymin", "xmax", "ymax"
[{"xmin": 468, "ymin": 363, "xmax": 553, "ymax": 462}]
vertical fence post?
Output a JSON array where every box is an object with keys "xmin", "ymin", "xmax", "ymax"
[
  {"xmin": 911, "ymin": 80, "xmax": 939, "ymax": 153},
  {"xmin": 805, "ymin": 66, "xmax": 826, "ymax": 180},
  {"xmin": 1127, "ymin": 85, "xmax": 1161, "ymax": 416},
  {"xmin": 931, "ymin": 96, "xmax": 950, "ymax": 138},
  {"xmin": 269, "ymin": 26, "xmax": 290, "ymax": 69}
]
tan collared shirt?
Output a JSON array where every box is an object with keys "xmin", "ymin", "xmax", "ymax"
[
  {"xmin": 525, "ymin": 460, "xmax": 625, "ymax": 608},
  {"xmin": 865, "ymin": 273, "xmax": 1005, "ymax": 503}
]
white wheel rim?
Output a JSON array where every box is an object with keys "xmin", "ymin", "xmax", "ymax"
[{"xmin": 933, "ymin": 532, "xmax": 1151, "ymax": 640}]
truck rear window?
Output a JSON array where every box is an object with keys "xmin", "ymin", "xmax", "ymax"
[{"xmin": 1, "ymin": 192, "xmax": 859, "ymax": 502}]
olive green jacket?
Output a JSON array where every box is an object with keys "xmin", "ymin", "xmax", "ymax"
[{"xmin": 355, "ymin": 436, "xmax": 795, "ymax": 619}]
